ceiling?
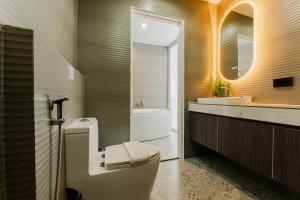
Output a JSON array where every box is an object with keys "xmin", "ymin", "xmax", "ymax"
[
  {"xmin": 202, "ymin": 0, "xmax": 221, "ymax": 4},
  {"xmin": 131, "ymin": 13, "xmax": 179, "ymax": 46},
  {"xmin": 202, "ymin": 1, "xmax": 254, "ymax": 18},
  {"xmin": 233, "ymin": 4, "xmax": 254, "ymax": 18}
]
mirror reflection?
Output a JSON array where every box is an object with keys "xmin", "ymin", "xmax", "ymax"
[{"xmin": 220, "ymin": 3, "xmax": 254, "ymax": 80}]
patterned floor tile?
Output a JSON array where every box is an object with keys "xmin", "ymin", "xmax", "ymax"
[{"xmin": 151, "ymin": 154, "xmax": 300, "ymax": 200}]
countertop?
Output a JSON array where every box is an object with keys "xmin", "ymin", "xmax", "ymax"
[
  {"xmin": 189, "ymin": 102, "xmax": 300, "ymax": 127},
  {"xmin": 189, "ymin": 102, "xmax": 300, "ymax": 110}
]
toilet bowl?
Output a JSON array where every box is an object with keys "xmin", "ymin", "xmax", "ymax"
[{"xmin": 64, "ymin": 118, "xmax": 160, "ymax": 200}]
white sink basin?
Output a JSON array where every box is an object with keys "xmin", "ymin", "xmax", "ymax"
[{"xmin": 197, "ymin": 96, "xmax": 252, "ymax": 105}]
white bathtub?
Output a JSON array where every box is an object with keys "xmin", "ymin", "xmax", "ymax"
[{"xmin": 132, "ymin": 109, "xmax": 172, "ymax": 141}]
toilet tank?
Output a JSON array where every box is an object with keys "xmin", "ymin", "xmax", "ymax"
[{"xmin": 64, "ymin": 118, "xmax": 99, "ymax": 181}]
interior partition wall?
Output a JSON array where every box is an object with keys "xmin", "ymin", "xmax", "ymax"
[
  {"xmin": 169, "ymin": 43, "xmax": 178, "ymax": 133},
  {"xmin": 1, "ymin": 25, "xmax": 35, "ymax": 200},
  {"xmin": 0, "ymin": 25, "xmax": 6, "ymax": 200}
]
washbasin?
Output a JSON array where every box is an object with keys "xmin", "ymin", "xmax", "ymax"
[{"xmin": 197, "ymin": 96, "xmax": 252, "ymax": 105}]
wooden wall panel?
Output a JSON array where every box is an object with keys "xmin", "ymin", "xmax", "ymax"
[
  {"xmin": 78, "ymin": 0, "xmax": 215, "ymax": 157},
  {"xmin": 218, "ymin": 0, "xmax": 300, "ymax": 105}
]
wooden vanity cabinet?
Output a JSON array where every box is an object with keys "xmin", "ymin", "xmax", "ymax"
[
  {"xmin": 217, "ymin": 117, "xmax": 240, "ymax": 163},
  {"xmin": 273, "ymin": 127, "xmax": 300, "ymax": 192},
  {"xmin": 189, "ymin": 112, "xmax": 218, "ymax": 151},
  {"xmin": 218, "ymin": 117, "xmax": 273, "ymax": 178},
  {"xmin": 189, "ymin": 110, "xmax": 300, "ymax": 192},
  {"xmin": 190, "ymin": 113, "xmax": 273, "ymax": 177}
]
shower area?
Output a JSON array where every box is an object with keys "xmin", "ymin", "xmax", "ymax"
[{"xmin": 130, "ymin": 9, "xmax": 182, "ymax": 161}]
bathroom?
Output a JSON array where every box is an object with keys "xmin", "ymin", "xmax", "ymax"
[{"xmin": 0, "ymin": 0, "xmax": 300, "ymax": 200}]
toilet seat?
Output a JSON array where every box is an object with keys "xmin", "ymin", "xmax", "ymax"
[{"xmin": 105, "ymin": 142, "xmax": 160, "ymax": 170}]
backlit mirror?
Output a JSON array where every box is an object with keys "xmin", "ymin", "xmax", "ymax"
[{"xmin": 220, "ymin": 3, "xmax": 254, "ymax": 80}]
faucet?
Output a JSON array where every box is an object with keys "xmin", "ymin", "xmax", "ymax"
[
  {"xmin": 140, "ymin": 100, "xmax": 144, "ymax": 107},
  {"xmin": 49, "ymin": 96, "xmax": 69, "ymax": 125},
  {"xmin": 135, "ymin": 100, "xmax": 144, "ymax": 108},
  {"xmin": 48, "ymin": 96, "xmax": 69, "ymax": 200},
  {"xmin": 220, "ymin": 87, "xmax": 230, "ymax": 97}
]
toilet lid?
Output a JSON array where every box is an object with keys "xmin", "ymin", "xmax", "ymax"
[{"xmin": 105, "ymin": 142, "xmax": 159, "ymax": 170}]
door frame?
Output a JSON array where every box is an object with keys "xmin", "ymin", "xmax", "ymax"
[{"xmin": 130, "ymin": 7, "xmax": 185, "ymax": 159}]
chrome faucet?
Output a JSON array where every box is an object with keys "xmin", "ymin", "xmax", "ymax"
[{"xmin": 49, "ymin": 96, "xmax": 69, "ymax": 125}]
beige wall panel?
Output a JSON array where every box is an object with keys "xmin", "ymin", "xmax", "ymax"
[{"xmin": 270, "ymin": 0, "xmax": 300, "ymax": 104}]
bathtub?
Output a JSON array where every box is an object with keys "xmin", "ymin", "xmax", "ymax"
[{"xmin": 132, "ymin": 109, "xmax": 172, "ymax": 141}]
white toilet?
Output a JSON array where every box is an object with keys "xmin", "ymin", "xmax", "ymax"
[{"xmin": 64, "ymin": 118, "xmax": 160, "ymax": 200}]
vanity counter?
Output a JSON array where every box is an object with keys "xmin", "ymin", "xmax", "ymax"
[{"xmin": 189, "ymin": 102, "xmax": 300, "ymax": 127}]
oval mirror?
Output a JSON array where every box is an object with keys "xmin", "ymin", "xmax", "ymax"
[{"xmin": 220, "ymin": 3, "xmax": 255, "ymax": 80}]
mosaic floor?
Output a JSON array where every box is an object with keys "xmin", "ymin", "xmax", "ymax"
[{"xmin": 151, "ymin": 154, "xmax": 300, "ymax": 200}]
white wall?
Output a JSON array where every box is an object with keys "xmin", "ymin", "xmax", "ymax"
[
  {"xmin": 133, "ymin": 42, "xmax": 168, "ymax": 109},
  {"xmin": 0, "ymin": 0, "xmax": 83, "ymax": 199},
  {"xmin": 169, "ymin": 44, "xmax": 178, "ymax": 132},
  {"xmin": 0, "ymin": 0, "xmax": 77, "ymax": 65}
]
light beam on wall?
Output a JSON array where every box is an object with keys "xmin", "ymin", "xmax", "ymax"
[
  {"xmin": 216, "ymin": 1, "xmax": 257, "ymax": 82},
  {"xmin": 141, "ymin": 23, "xmax": 148, "ymax": 28}
]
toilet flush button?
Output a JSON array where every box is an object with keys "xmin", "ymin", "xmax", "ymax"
[{"xmin": 79, "ymin": 118, "xmax": 90, "ymax": 122}]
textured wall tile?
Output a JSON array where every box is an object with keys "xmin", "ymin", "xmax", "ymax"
[
  {"xmin": 0, "ymin": 28, "xmax": 6, "ymax": 200},
  {"xmin": 0, "ymin": 1, "xmax": 83, "ymax": 200},
  {"xmin": 0, "ymin": 0, "xmax": 77, "ymax": 65},
  {"xmin": 34, "ymin": 37, "xmax": 84, "ymax": 200},
  {"xmin": 218, "ymin": 0, "xmax": 300, "ymax": 104},
  {"xmin": 2, "ymin": 25, "xmax": 35, "ymax": 200},
  {"xmin": 78, "ymin": 0, "xmax": 214, "ymax": 157}
]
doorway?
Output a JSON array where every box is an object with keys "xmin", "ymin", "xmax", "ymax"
[{"xmin": 130, "ymin": 8, "xmax": 184, "ymax": 161}]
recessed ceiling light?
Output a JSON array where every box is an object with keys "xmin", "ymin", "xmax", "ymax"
[{"xmin": 141, "ymin": 23, "xmax": 148, "ymax": 29}]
